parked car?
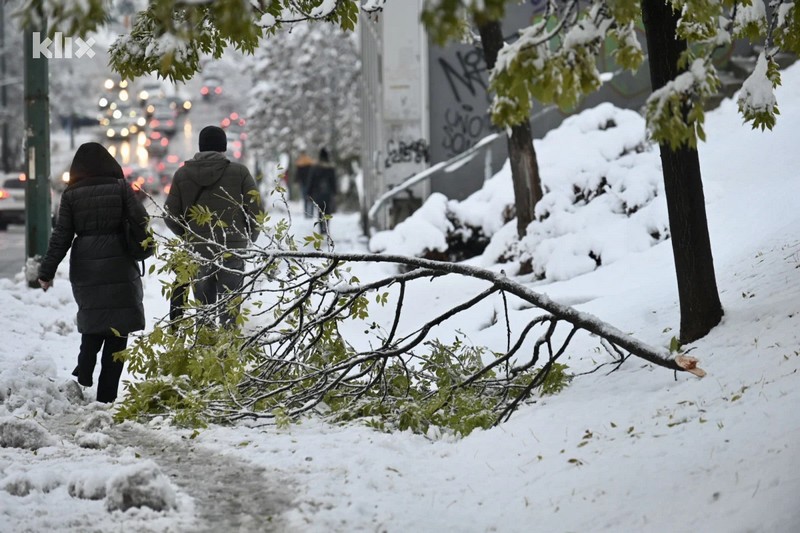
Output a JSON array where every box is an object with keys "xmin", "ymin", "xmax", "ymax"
[
  {"xmin": 0, "ymin": 173, "xmax": 58, "ymax": 230},
  {"xmin": 0, "ymin": 173, "xmax": 26, "ymax": 230}
]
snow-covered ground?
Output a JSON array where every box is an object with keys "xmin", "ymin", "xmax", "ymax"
[{"xmin": 2, "ymin": 64, "xmax": 800, "ymax": 532}]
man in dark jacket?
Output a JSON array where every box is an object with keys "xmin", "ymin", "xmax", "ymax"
[
  {"xmin": 306, "ymin": 147, "xmax": 337, "ymax": 235},
  {"xmin": 164, "ymin": 125, "xmax": 262, "ymax": 327},
  {"xmin": 38, "ymin": 142, "xmax": 149, "ymax": 403}
]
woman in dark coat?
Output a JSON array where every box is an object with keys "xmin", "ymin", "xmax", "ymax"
[{"xmin": 38, "ymin": 142, "xmax": 149, "ymax": 403}]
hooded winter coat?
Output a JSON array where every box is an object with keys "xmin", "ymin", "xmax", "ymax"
[
  {"xmin": 164, "ymin": 151, "xmax": 262, "ymax": 258},
  {"xmin": 39, "ymin": 142, "xmax": 148, "ymax": 335}
]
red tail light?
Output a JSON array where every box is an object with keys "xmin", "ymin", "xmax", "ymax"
[
  {"xmin": 201, "ymin": 87, "xmax": 209, "ymax": 95},
  {"xmin": 0, "ymin": 189, "xmax": 10, "ymax": 200},
  {"xmin": 214, "ymin": 87, "xmax": 222, "ymax": 95}
]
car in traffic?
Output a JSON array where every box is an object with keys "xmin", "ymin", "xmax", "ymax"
[
  {"xmin": 124, "ymin": 166, "xmax": 159, "ymax": 200},
  {"xmin": 149, "ymin": 107, "xmax": 178, "ymax": 137},
  {"xmin": 226, "ymin": 133, "xmax": 245, "ymax": 161},
  {"xmin": 137, "ymin": 81, "xmax": 165, "ymax": 105},
  {"xmin": 145, "ymin": 130, "xmax": 170, "ymax": 158},
  {"xmin": 101, "ymin": 103, "xmax": 146, "ymax": 139},
  {"xmin": 167, "ymin": 94, "xmax": 192, "ymax": 115},
  {"xmin": 200, "ymin": 77, "xmax": 223, "ymax": 100},
  {"xmin": 156, "ymin": 160, "xmax": 182, "ymax": 195}
]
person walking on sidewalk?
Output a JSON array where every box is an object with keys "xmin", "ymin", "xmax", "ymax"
[
  {"xmin": 164, "ymin": 125, "xmax": 262, "ymax": 327},
  {"xmin": 293, "ymin": 151, "xmax": 314, "ymax": 218},
  {"xmin": 38, "ymin": 142, "xmax": 149, "ymax": 403},
  {"xmin": 305, "ymin": 147, "xmax": 337, "ymax": 235}
]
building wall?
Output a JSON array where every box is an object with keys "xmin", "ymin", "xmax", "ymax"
[
  {"xmin": 359, "ymin": 1, "xmax": 429, "ymax": 229},
  {"xmin": 363, "ymin": 1, "xmax": 755, "ymax": 224},
  {"xmin": 359, "ymin": 12, "xmax": 384, "ymax": 227}
]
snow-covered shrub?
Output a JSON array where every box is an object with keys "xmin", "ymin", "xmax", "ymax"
[
  {"xmin": 368, "ymin": 103, "xmax": 669, "ymax": 281},
  {"xmin": 369, "ymin": 183, "xmax": 513, "ymax": 263},
  {"xmin": 370, "ymin": 193, "xmax": 453, "ymax": 257}
]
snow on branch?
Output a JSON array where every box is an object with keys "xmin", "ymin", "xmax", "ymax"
[{"xmin": 118, "ymin": 200, "xmax": 704, "ymax": 434}]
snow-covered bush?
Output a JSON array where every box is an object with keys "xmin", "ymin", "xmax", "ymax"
[{"xmin": 369, "ymin": 103, "xmax": 669, "ymax": 281}]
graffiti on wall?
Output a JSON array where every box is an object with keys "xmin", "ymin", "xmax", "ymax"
[
  {"xmin": 385, "ymin": 138, "xmax": 430, "ymax": 168},
  {"xmin": 437, "ymin": 48, "xmax": 490, "ymax": 104},
  {"xmin": 436, "ymin": 48, "xmax": 497, "ymax": 158},
  {"xmin": 441, "ymin": 104, "xmax": 494, "ymax": 157}
]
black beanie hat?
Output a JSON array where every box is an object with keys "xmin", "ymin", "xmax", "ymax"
[
  {"xmin": 69, "ymin": 142, "xmax": 124, "ymax": 183},
  {"xmin": 199, "ymin": 125, "xmax": 227, "ymax": 152}
]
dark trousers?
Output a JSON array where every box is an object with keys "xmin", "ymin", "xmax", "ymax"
[
  {"xmin": 194, "ymin": 257, "xmax": 245, "ymax": 327},
  {"xmin": 75, "ymin": 333, "xmax": 128, "ymax": 403},
  {"xmin": 170, "ymin": 282, "xmax": 190, "ymax": 323}
]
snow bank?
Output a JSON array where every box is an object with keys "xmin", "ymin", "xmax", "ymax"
[
  {"xmin": 0, "ymin": 417, "xmax": 54, "ymax": 450},
  {"xmin": 105, "ymin": 460, "xmax": 179, "ymax": 512}
]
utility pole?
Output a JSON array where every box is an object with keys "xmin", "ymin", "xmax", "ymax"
[
  {"xmin": 23, "ymin": 15, "xmax": 51, "ymax": 288},
  {"xmin": 1, "ymin": 1, "xmax": 9, "ymax": 172}
]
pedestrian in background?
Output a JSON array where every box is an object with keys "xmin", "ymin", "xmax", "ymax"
[
  {"xmin": 306, "ymin": 147, "xmax": 337, "ymax": 235},
  {"xmin": 38, "ymin": 142, "xmax": 149, "ymax": 404},
  {"xmin": 293, "ymin": 151, "xmax": 314, "ymax": 218},
  {"xmin": 164, "ymin": 125, "xmax": 262, "ymax": 327}
]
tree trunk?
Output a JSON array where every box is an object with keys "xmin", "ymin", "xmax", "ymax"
[
  {"xmin": 641, "ymin": 0, "xmax": 723, "ymax": 343},
  {"xmin": 476, "ymin": 18, "xmax": 542, "ymax": 241}
]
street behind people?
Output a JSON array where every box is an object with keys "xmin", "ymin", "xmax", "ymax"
[
  {"xmin": 164, "ymin": 125, "xmax": 262, "ymax": 327},
  {"xmin": 38, "ymin": 142, "xmax": 149, "ymax": 403},
  {"xmin": 305, "ymin": 148, "xmax": 337, "ymax": 235}
]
